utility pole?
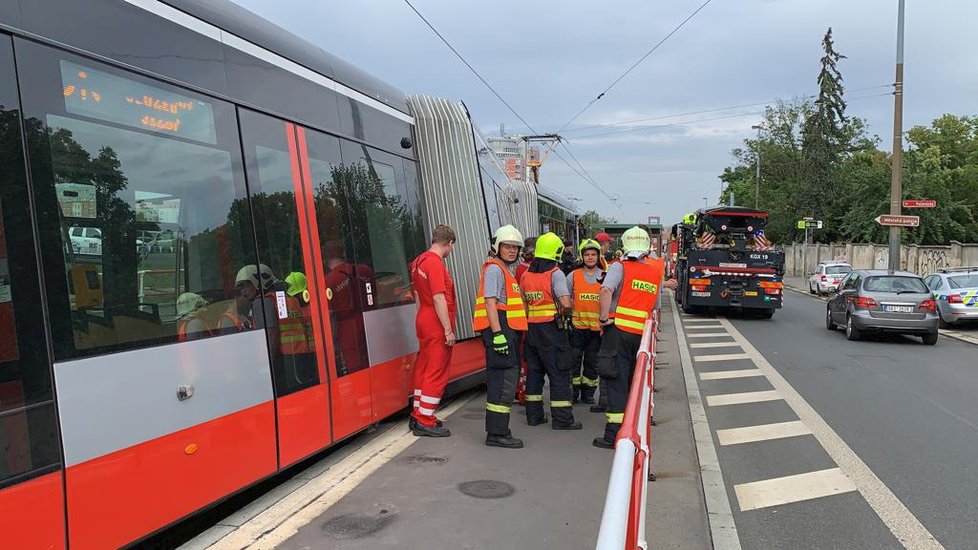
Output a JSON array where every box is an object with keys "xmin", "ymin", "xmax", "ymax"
[
  {"xmin": 752, "ymin": 125, "xmax": 762, "ymax": 208},
  {"xmin": 888, "ymin": 0, "xmax": 906, "ymax": 271}
]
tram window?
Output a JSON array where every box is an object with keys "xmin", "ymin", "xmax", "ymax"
[
  {"xmin": 336, "ymin": 140, "xmax": 422, "ymax": 309},
  {"xmin": 0, "ymin": 36, "xmax": 61, "ymax": 485},
  {"xmin": 16, "ymin": 41, "xmax": 258, "ymax": 360}
]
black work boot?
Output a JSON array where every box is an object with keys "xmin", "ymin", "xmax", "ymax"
[
  {"xmin": 553, "ymin": 420, "xmax": 583, "ymax": 430},
  {"xmin": 589, "ymin": 404, "xmax": 606, "ymax": 413},
  {"xmin": 412, "ymin": 424, "xmax": 451, "ymax": 437},
  {"xmin": 592, "ymin": 437, "xmax": 614, "ymax": 449},
  {"xmin": 592, "ymin": 422, "xmax": 619, "ymax": 449},
  {"xmin": 409, "ymin": 417, "xmax": 443, "ymax": 430},
  {"xmin": 527, "ymin": 416, "xmax": 549, "ymax": 426},
  {"xmin": 486, "ymin": 434, "xmax": 524, "ymax": 449}
]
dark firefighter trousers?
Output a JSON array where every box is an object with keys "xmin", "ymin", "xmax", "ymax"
[
  {"xmin": 569, "ymin": 327, "xmax": 601, "ymax": 402},
  {"xmin": 482, "ymin": 319, "xmax": 521, "ymax": 437},
  {"xmin": 524, "ymin": 322, "xmax": 576, "ymax": 426},
  {"xmin": 596, "ymin": 325, "xmax": 643, "ymax": 444}
]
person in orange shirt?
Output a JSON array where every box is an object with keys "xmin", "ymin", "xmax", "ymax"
[
  {"xmin": 592, "ymin": 227, "xmax": 677, "ymax": 449},
  {"xmin": 408, "ymin": 225, "xmax": 457, "ymax": 437}
]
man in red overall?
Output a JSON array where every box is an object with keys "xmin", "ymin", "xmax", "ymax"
[{"xmin": 408, "ymin": 225, "xmax": 457, "ymax": 437}]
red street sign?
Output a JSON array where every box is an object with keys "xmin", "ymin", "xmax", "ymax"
[
  {"xmin": 903, "ymin": 199, "xmax": 937, "ymax": 208},
  {"xmin": 875, "ymin": 214, "xmax": 920, "ymax": 227}
]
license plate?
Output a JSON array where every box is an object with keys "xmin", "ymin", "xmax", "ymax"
[
  {"xmin": 885, "ymin": 305, "xmax": 913, "ymax": 313},
  {"xmin": 745, "ymin": 291, "xmax": 758, "ymax": 297}
]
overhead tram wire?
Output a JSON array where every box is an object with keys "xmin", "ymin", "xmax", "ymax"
[
  {"xmin": 402, "ymin": 0, "xmax": 619, "ymax": 210},
  {"xmin": 403, "ymin": 0, "xmax": 537, "ymax": 133},
  {"xmin": 554, "ymin": 141, "xmax": 623, "ymax": 211},
  {"xmin": 561, "ymin": 84, "xmax": 894, "ymax": 134},
  {"xmin": 555, "ymin": 0, "xmax": 715, "ymax": 134},
  {"xmin": 568, "ymin": 91, "xmax": 894, "ymax": 140}
]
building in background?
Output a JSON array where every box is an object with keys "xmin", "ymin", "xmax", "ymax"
[{"xmin": 487, "ymin": 124, "xmax": 539, "ymax": 183}]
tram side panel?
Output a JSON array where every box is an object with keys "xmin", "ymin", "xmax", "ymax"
[{"xmin": 16, "ymin": 40, "xmax": 280, "ymax": 549}]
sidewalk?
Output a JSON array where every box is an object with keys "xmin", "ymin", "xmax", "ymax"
[{"xmin": 183, "ymin": 299, "xmax": 711, "ymax": 549}]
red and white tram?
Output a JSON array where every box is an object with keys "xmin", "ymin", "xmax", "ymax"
[{"xmin": 0, "ymin": 1, "xmax": 548, "ymax": 547}]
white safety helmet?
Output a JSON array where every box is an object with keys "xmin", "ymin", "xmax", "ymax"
[
  {"xmin": 621, "ymin": 226, "xmax": 651, "ymax": 257},
  {"xmin": 491, "ymin": 225, "xmax": 524, "ymax": 255},
  {"xmin": 235, "ymin": 263, "xmax": 279, "ymax": 292},
  {"xmin": 176, "ymin": 292, "xmax": 207, "ymax": 318}
]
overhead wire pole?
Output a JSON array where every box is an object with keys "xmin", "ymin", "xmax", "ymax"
[{"xmin": 888, "ymin": 0, "xmax": 906, "ymax": 271}]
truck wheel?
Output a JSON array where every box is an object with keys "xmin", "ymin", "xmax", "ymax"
[{"xmin": 682, "ymin": 296, "xmax": 699, "ymax": 315}]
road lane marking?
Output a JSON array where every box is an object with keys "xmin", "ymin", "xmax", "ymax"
[
  {"xmin": 718, "ymin": 317, "xmax": 944, "ymax": 549},
  {"xmin": 200, "ymin": 392, "xmax": 479, "ymax": 549},
  {"xmin": 690, "ymin": 342, "xmax": 743, "ymax": 349},
  {"xmin": 706, "ymin": 390, "xmax": 782, "ymax": 407},
  {"xmin": 670, "ymin": 297, "xmax": 742, "ymax": 550},
  {"xmin": 683, "ymin": 318, "xmax": 720, "ymax": 324},
  {"xmin": 699, "ymin": 369, "xmax": 765, "ymax": 381},
  {"xmin": 694, "ymin": 353, "xmax": 752, "ymax": 362},
  {"xmin": 734, "ymin": 468, "xmax": 857, "ymax": 511},
  {"xmin": 686, "ymin": 325, "xmax": 726, "ymax": 330},
  {"xmin": 716, "ymin": 420, "xmax": 811, "ymax": 446},
  {"xmin": 686, "ymin": 332, "xmax": 732, "ymax": 338}
]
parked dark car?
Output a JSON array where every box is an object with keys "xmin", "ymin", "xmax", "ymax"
[{"xmin": 825, "ymin": 269, "xmax": 939, "ymax": 345}]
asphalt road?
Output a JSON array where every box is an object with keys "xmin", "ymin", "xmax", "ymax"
[{"xmin": 680, "ymin": 289, "xmax": 978, "ymax": 549}]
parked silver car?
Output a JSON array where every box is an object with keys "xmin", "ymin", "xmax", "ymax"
[
  {"xmin": 825, "ymin": 269, "xmax": 939, "ymax": 345},
  {"xmin": 923, "ymin": 267, "xmax": 978, "ymax": 328}
]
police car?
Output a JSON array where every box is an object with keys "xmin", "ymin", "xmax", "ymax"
[{"xmin": 923, "ymin": 267, "xmax": 978, "ymax": 328}]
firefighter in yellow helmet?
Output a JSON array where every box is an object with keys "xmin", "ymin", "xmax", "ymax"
[
  {"xmin": 567, "ymin": 239, "xmax": 603, "ymax": 404},
  {"xmin": 521, "ymin": 232, "xmax": 582, "ymax": 430},
  {"xmin": 473, "ymin": 225, "xmax": 527, "ymax": 449},
  {"xmin": 593, "ymin": 227, "xmax": 674, "ymax": 449}
]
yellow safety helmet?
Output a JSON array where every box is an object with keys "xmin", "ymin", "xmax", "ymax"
[
  {"xmin": 491, "ymin": 224, "xmax": 524, "ymax": 255},
  {"xmin": 621, "ymin": 226, "xmax": 651, "ymax": 256},
  {"xmin": 534, "ymin": 232, "xmax": 563, "ymax": 261},
  {"xmin": 579, "ymin": 238, "xmax": 601, "ymax": 257},
  {"xmin": 284, "ymin": 271, "xmax": 311, "ymax": 302},
  {"xmin": 683, "ymin": 212, "xmax": 696, "ymax": 225}
]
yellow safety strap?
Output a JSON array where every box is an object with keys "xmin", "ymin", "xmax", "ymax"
[
  {"xmin": 573, "ymin": 312, "xmax": 600, "ymax": 319},
  {"xmin": 280, "ymin": 334, "xmax": 309, "ymax": 344},
  {"xmin": 525, "ymin": 394, "xmax": 543, "ymax": 402},
  {"xmin": 486, "ymin": 402, "xmax": 511, "ymax": 414},
  {"xmin": 614, "ymin": 318, "xmax": 646, "ymax": 331},
  {"xmin": 571, "ymin": 376, "xmax": 583, "ymax": 385},
  {"xmin": 615, "ymin": 305, "xmax": 650, "ymax": 318},
  {"xmin": 606, "ymin": 412, "xmax": 624, "ymax": 424},
  {"xmin": 551, "ymin": 400, "xmax": 573, "ymax": 408},
  {"xmin": 582, "ymin": 377, "xmax": 599, "ymax": 387}
]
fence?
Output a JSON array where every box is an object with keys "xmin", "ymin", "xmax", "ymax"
[
  {"xmin": 595, "ymin": 310, "xmax": 658, "ymax": 550},
  {"xmin": 783, "ymin": 241, "xmax": 978, "ymax": 276}
]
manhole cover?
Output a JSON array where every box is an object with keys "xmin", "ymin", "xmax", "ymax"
[
  {"xmin": 457, "ymin": 479, "xmax": 515, "ymax": 499},
  {"xmin": 405, "ymin": 455, "xmax": 447, "ymax": 465},
  {"xmin": 321, "ymin": 511, "xmax": 396, "ymax": 540}
]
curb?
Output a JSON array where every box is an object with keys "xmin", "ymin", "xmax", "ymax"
[{"xmin": 783, "ymin": 283, "xmax": 978, "ymax": 346}]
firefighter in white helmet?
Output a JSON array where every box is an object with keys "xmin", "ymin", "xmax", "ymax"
[
  {"xmin": 593, "ymin": 227, "xmax": 676, "ymax": 448},
  {"xmin": 473, "ymin": 225, "xmax": 528, "ymax": 449}
]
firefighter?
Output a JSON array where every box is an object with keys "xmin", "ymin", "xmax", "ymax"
[
  {"xmin": 567, "ymin": 239, "xmax": 603, "ymax": 404},
  {"xmin": 176, "ymin": 292, "xmax": 212, "ymax": 341},
  {"xmin": 595, "ymin": 232, "xmax": 614, "ymax": 270},
  {"xmin": 285, "ymin": 271, "xmax": 316, "ymax": 350},
  {"xmin": 236, "ymin": 264, "xmax": 316, "ymax": 394},
  {"xmin": 592, "ymin": 227, "xmax": 674, "ymax": 449},
  {"xmin": 516, "ymin": 236, "xmax": 536, "ymax": 282},
  {"xmin": 474, "ymin": 224, "xmax": 528, "ymax": 449},
  {"xmin": 521, "ymin": 232, "xmax": 582, "ymax": 430},
  {"xmin": 408, "ymin": 225, "xmax": 457, "ymax": 438}
]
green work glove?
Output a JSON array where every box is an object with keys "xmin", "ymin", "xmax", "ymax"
[{"xmin": 491, "ymin": 332, "xmax": 509, "ymax": 355}]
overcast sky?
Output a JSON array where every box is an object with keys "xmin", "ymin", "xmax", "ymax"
[{"xmin": 230, "ymin": 0, "xmax": 976, "ymax": 225}]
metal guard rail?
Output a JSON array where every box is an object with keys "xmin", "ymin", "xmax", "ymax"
[{"xmin": 595, "ymin": 309, "xmax": 659, "ymax": 550}]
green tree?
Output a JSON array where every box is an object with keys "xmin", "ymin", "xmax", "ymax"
[{"xmin": 579, "ymin": 208, "xmax": 617, "ymax": 237}]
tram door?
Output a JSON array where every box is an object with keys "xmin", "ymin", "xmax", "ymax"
[{"xmin": 240, "ymin": 111, "xmax": 348, "ymax": 467}]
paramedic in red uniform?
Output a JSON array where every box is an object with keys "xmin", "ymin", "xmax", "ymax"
[{"xmin": 408, "ymin": 225, "xmax": 457, "ymax": 437}]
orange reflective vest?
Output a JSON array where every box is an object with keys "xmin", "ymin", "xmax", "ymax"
[
  {"xmin": 473, "ymin": 259, "xmax": 527, "ymax": 332},
  {"xmin": 521, "ymin": 267, "xmax": 559, "ymax": 324},
  {"xmin": 571, "ymin": 268, "xmax": 602, "ymax": 331},
  {"xmin": 613, "ymin": 257, "xmax": 665, "ymax": 335},
  {"xmin": 265, "ymin": 292, "xmax": 313, "ymax": 354},
  {"xmin": 178, "ymin": 318, "xmax": 213, "ymax": 342}
]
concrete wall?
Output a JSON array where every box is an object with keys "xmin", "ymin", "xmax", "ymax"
[{"xmin": 785, "ymin": 241, "xmax": 978, "ymax": 276}]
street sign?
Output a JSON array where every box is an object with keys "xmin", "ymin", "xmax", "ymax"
[
  {"xmin": 796, "ymin": 220, "xmax": 823, "ymax": 229},
  {"xmin": 902, "ymin": 199, "xmax": 937, "ymax": 208},
  {"xmin": 875, "ymin": 214, "xmax": 920, "ymax": 227},
  {"xmin": 647, "ymin": 216, "xmax": 661, "ymax": 226}
]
